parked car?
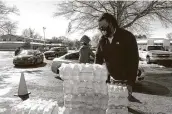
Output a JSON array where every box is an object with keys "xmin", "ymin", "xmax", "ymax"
[
  {"xmin": 44, "ymin": 47, "xmax": 68, "ymax": 60},
  {"xmin": 139, "ymin": 45, "xmax": 172, "ymax": 64},
  {"xmin": 51, "ymin": 51, "xmax": 145, "ymax": 82},
  {"xmin": 13, "ymin": 49, "xmax": 44, "ymax": 66}
]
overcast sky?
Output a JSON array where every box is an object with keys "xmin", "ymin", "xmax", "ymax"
[{"xmin": 4, "ymin": 0, "xmax": 172, "ymax": 40}]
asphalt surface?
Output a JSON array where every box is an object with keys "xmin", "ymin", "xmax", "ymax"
[{"xmin": 0, "ymin": 51, "xmax": 172, "ymax": 114}]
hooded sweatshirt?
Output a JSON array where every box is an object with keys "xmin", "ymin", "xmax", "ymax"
[{"xmin": 79, "ymin": 45, "xmax": 94, "ymax": 63}]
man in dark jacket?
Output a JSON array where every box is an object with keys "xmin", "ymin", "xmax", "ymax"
[
  {"xmin": 79, "ymin": 35, "xmax": 95, "ymax": 63},
  {"xmin": 95, "ymin": 13, "xmax": 139, "ymax": 96}
]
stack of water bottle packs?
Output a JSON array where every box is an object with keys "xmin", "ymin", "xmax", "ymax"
[
  {"xmin": 59, "ymin": 63, "xmax": 108, "ymax": 114},
  {"xmin": 59, "ymin": 63, "xmax": 129, "ymax": 114},
  {"xmin": 106, "ymin": 83, "xmax": 128, "ymax": 114}
]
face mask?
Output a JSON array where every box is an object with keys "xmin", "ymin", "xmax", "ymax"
[
  {"xmin": 99, "ymin": 25, "xmax": 113, "ymax": 38},
  {"xmin": 104, "ymin": 26, "xmax": 112, "ymax": 38}
]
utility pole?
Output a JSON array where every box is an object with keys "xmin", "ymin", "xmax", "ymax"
[{"xmin": 43, "ymin": 27, "xmax": 46, "ymax": 47}]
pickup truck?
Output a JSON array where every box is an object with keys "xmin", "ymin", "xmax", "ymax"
[{"xmin": 139, "ymin": 45, "xmax": 172, "ymax": 64}]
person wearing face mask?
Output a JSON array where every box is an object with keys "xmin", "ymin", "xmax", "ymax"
[{"xmin": 95, "ymin": 13, "xmax": 139, "ymax": 100}]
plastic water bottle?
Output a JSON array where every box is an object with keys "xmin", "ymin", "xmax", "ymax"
[
  {"xmin": 28, "ymin": 103, "xmax": 40, "ymax": 114},
  {"xmin": 64, "ymin": 94, "xmax": 72, "ymax": 108},
  {"xmin": 100, "ymin": 65, "xmax": 108, "ymax": 82},
  {"xmin": 63, "ymin": 80, "xmax": 73, "ymax": 95},
  {"xmin": 69, "ymin": 95, "xmax": 76, "ymax": 108},
  {"xmin": 122, "ymin": 86, "xmax": 129, "ymax": 107},
  {"xmin": 93, "ymin": 64, "xmax": 102, "ymax": 82},
  {"xmin": 93, "ymin": 82, "xmax": 100, "ymax": 94},
  {"xmin": 106, "ymin": 107, "xmax": 116, "ymax": 114},
  {"xmin": 100, "ymin": 96, "xmax": 108, "ymax": 110},
  {"xmin": 85, "ymin": 95, "xmax": 94, "ymax": 109},
  {"xmin": 70, "ymin": 108, "xmax": 84, "ymax": 114},
  {"xmin": 79, "ymin": 64, "xmax": 86, "ymax": 81},
  {"xmin": 83, "ymin": 108, "xmax": 91, "ymax": 114},
  {"xmin": 72, "ymin": 80, "xmax": 79, "ymax": 95},
  {"xmin": 100, "ymin": 83, "xmax": 108, "ymax": 95},
  {"xmin": 63, "ymin": 107, "xmax": 71, "ymax": 114},
  {"xmin": 78, "ymin": 94, "xmax": 85, "ymax": 108},
  {"xmin": 91, "ymin": 108, "xmax": 99, "ymax": 114},
  {"xmin": 71, "ymin": 64, "xmax": 80, "ymax": 80},
  {"xmin": 62, "ymin": 64, "xmax": 72, "ymax": 80},
  {"xmin": 85, "ymin": 64, "xmax": 94, "ymax": 81},
  {"xmin": 93, "ymin": 95, "xmax": 99, "ymax": 109},
  {"xmin": 59, "ymin": 66, "xmax": 64, "ymax": 79},
  {"xmin": 86, "ymin": 81, "xmax": 94, "ymax": 95},
  {"xmin": 78, "ymin": 81, "xmax": 86, "ymax": 94},
  {"xmin": 98, "ymin": 108, "xmax": 106, "ymax": 114},
  {"xmin": 42, "ymin": 101, "xmax": 57, "ymax": 114}
]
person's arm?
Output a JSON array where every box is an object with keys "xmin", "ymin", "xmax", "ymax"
[
  {"xmin": 94, "ymin": 39, "xmax": 104, "ymax": 65},
  {"xmin": 89, "ymin": 49, "xmax": 95, "ymax": 58},
  {"xmin": 78, "ymin": 47, "xmax": 82, "ymax": 63},
  {"xmin": 126, "ymin": 33, "xmax": 139, "ymax": 86}
]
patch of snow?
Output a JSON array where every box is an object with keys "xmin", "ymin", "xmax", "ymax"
[
  {"xmin": 0, "ymin": 108, "xmax": 7, "ymax": 113},
  {"xmin": 11, "ymin": 99, "xmax": 58, "ymax": 114},
  {"xmin": 0, "ymin": 87, "xmax": 12, "ymax": 96}
]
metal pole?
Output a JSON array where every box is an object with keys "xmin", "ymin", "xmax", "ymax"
[{"xmin": 43, "ymin": 27, "xmax": 46, "ymax": 47}]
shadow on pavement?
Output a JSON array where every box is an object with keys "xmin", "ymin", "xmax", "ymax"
[
  {"xmin": 128, "ymin": 95, "xmax": 142, "ymax": 103},
  {"xmin": 133, "ymin": 81, "xmax": 170, "ymax": 96},
  {"xmin": 55, "ymin": 76, "xmax": 64, "ymax": 81},
  {"xmin": 128, "ymin": 107, "xmax": 145, "ymax": 114},
  {"xmin": 14, "ymin": 62, "xmax": 47, "ymax": 69}
]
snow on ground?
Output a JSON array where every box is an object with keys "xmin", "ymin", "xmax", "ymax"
[
  {"xmin": 139, "ymin": 61, "xmax": 172, "ymax": 74},
  {"xmin": 0, "ymin": 51, "xmax": 14, "ymax": 59},
  {"xmin": 11, "ymin": 99, "xmax": 58, "ymax": 114},
  {"xmin": 0, "ymin": 87, "xmax": 12, "ymax": 96},
  {"xmin": 139, "ymin": 61, "xmax": 165, "ymax": 68}
]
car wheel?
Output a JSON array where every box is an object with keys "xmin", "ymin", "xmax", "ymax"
[
  {"xmin": 55, "ymin": 54, "xmax": 58, "ymax": 57},
  {"xmin": 57, "ymin": 69, "xmax": 59, "ymax": 74},
  {"xmin": 41, "ymin": 58, "xmax": 43, "ymax": 64},
  {"xmin": 14, "ymin": 64, "xmax": 19, "ymax": 67},
  {"xmin": 34, "ymin": 59, "xmax": 37, "ymax": 64},
  {"xmin": 146, "ymin": 56, "xmax": 151, "ymax": 64},
  {"xmin": 45, "ymin": 56, "xmax": 49, "ymax": 60}
]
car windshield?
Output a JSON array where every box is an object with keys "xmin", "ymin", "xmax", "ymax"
[
  {"xmin": 64, "ymin": 52, "xmax": 94, "ymax": 62},
  {"xmin": 50, "ymin": 48, "xmax": 60, "ymax": 51},
  {"xmin": 147, "ymin": 46, "xmax": 165, "ymax": 51},
  {"xmin": 19, "ymin": 50, "xmax": 35, "ymax": 56},
  {"xmin": 65, "ymin": 52, "xmax": 79, "ymax": 60}
]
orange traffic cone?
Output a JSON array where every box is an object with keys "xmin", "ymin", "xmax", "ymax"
[{"xmin": 14, "ymin": 72, "xmax": 31, "ymax": 100}]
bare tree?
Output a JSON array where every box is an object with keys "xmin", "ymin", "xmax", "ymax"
[
  {"xmin": 1, "ymin": 21, "xmax": 18, "ymax": 34},
  {"xmin": 54, "ymin": 1, "xmax": 172, "ymax": 35},
  {"xmin": 166, "ymin": 32, "xmax": 172, "ymax": 39},
  {"xmin": 0, "ymin": 1, "xmax": 19, "ymax": 34},
  {"xmin": 0, "ymin": 1, "xmax": 19, "ymax": 26},
  {"xmin": 22, "ymin": 28, "xmax": 42, "ymax": 39}
]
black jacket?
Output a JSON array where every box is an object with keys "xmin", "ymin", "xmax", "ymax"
[{"xmin": 95, "ymin": 28, "xmax": 139, "ymax": 86}]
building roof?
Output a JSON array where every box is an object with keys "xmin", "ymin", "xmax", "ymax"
[
  {"xmin": 137, "ymin": 40, "xmax": 147, "ymax": 44},
  {"xmin": 0, "ymin": 34, "xmax": 45, "ymax": 42}
]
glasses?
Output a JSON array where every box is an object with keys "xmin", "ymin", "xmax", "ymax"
[{"xmin": 98, "ymin": 26, "xmax": 108, "ymax": 31}]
